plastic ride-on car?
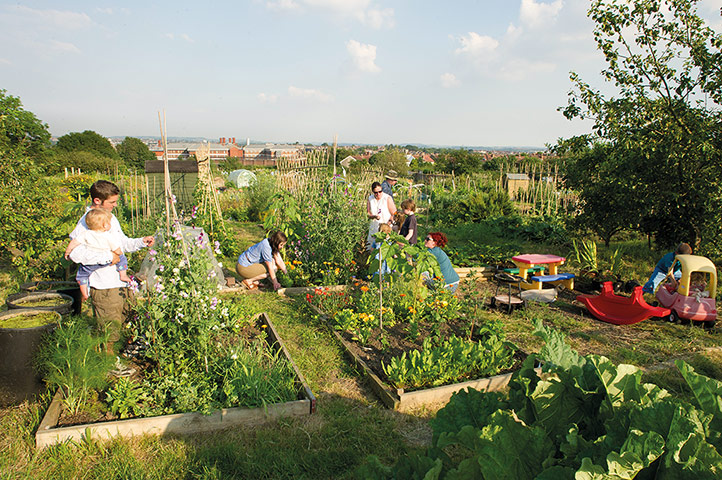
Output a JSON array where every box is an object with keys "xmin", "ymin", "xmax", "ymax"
[{"xmin": 654, "ymin": 254, "xmax": 717, "ymax": 328}]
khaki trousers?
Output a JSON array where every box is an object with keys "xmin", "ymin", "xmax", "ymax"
[{"xmin": 90, "ymin": 287, "xmax": 129, "ymax": 344}]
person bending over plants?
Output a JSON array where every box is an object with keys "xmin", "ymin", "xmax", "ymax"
[
  {"xmin": 423, "ymin": 232, "xmax": 460, "ymax": 293},
  {"xmin": 236, "ymin": 231, "xmax": 288, "ymax": 291}
]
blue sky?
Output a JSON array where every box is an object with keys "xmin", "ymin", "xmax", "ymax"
[{"xmin": 1, "ymin": 1, "xmax": 720, "ymax": 148}]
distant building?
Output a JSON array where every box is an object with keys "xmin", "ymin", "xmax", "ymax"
[
  {"xmin": 149, "ymin": 137, "xmax": 302, "ymax": 166},
  {"xmin": 505, "ymin": 173, "xmax": 530, "ymax": 197}
]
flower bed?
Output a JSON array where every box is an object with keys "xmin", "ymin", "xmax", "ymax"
[
  {"xmin": 304, "ymin": 280, "xmax": 522, "ymax": 411},
  {"xmin": 36, "ymin": 313, "xmax": 315, "ymax": 448}
]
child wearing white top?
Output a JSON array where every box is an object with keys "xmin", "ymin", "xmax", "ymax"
[{"xmin": 65, "ymin": 208, "xmax": 130, "ymax": 300}]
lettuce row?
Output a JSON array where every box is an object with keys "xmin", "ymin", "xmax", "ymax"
[{"xmin": 358, "ymin": 320, "xmax": 722, "ymax": 479}]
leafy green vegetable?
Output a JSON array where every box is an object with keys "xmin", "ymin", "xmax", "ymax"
[{"xmin": 359, "ymin": 322, "xmax": 722, "ymax": 479}]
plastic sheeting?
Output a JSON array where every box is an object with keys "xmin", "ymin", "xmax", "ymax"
[{"xmin": 137, "ymin": 225, "xmax": 224, "ymax": 291}]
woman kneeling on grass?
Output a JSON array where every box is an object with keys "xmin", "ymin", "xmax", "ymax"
[
  {"xmin": 236, "ymin": 231, "xmax": 288, "ymax": 290},
  {"xmin": 424, "ymin": 232, "xmax": 460, "ymax": 293}
]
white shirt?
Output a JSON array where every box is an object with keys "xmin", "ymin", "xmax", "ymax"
[
  {"xmin": 69, "ymin": 210, "xmax": 147, "ymax": 289},
  {"xmin": 74, "ymin": 229, "xmax": 121, "ymax": 253}
]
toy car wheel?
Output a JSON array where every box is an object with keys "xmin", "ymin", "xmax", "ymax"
[
  {"xmin": 490, "ymin": 297, "xmax": 497, "ymax": 308},
  {"xmin": 704, "ymin": 320, "xmax": 715, "ymax": 330},
  {"xmin": 668, "ymin": 310, "xmax": 679, "ymax": 324}
]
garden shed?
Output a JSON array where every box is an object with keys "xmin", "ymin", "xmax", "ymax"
[
  {"xmin": 505, "ymin": 173, "xmax": 530, "ymax": 197},
  {"xmin": 227, "ymin": 169, "xmax": 257, "ymax": 188}
]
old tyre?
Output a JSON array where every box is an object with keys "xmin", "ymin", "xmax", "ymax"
[
  {"xmin": 6, "ymin": 292, "xmax": 74, "ymax": 316},
  {"xmin": 0, "ymin": 310, "xmax": 60, "ymax": 406}
]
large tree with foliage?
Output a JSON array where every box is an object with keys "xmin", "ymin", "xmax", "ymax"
[
  {"xmin": 117, "ymin": 136, "xmax": 155, "ymax": 171},
  {"xmin": 435, "ymin": 149, "xmax": 481, "ymax": 175},
  {"xmin": 55, "ymin": 130, "xmax": 120, "ymax": 160},
  {"xmin": 0, "ymin": 89, "xmax": 51, "ymax": 157},
  {"xmin": 369, "ymin": 148, "xmax": 409, "ymax": 175},
  {"xmin": 561, "ymin": 0, "xmax": 722, "ymax": 253}
]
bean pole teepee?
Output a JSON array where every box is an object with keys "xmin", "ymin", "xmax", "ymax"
[{"xmin": 195, "ymin": 141, "xmax": 226, "ymax": 238}]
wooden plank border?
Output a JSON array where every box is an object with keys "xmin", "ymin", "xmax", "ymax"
[
  {"xmin": 302, "ymin": 300, "xmax": 525, "ymax": 411},
  {"xmin": 36, "ymin": 314, "xmax": 315, "ymax": 449}
]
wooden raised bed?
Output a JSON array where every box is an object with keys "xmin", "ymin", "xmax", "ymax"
[
  {"xmin": 327, "ymin": 322, "xmax": 521, "ymax": 411},
  {"xmin": 36, "ymin": 313, "xmax": 315, "ymax": 448},
  {"xmin": 303, "ymin": 301, "xmax": 523, "ymax": 412}
]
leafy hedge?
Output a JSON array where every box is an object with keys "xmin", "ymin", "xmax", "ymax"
[{"xmin": 360, "ymin": 320, "xmax": 722, "ymax": 479}]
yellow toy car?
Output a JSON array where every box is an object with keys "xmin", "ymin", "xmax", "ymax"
[{"xmin": 654, "ymin": 254, "xmax": 717, "ymax": 328}]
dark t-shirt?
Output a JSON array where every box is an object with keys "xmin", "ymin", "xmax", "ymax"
[{"xmin": 399, "ymin": 214, "xmax": 417, "ymax": 244}]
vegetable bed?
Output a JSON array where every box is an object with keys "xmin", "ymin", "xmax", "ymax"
[
  {"xmin": 36, "ymin": 313, "xmax": 315, "ymax": 448},
  {"xmin": 304, "ymin": 280, "xmax": 523, "ymax": 411}
]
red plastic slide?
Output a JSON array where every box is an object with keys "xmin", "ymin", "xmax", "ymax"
[{"xmin": 576, "ymin": 282, "xmax": 670, "ymax": 325}]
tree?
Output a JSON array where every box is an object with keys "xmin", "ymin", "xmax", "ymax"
[
  {"xmin": 558, "ymin": 138, "xmax": 640, "ymax": 246},
  {"xmin": 0, "ymin": 89, "xmax": 51, "ymax": 157},
  {"xmin": 117, "ymin": 137, "xmax": 155, "ymax": 171},
  {"xmin": 435, "ymin": 149, "xmax": 481, "ymax": 175},
  {"xmin": 560, "ymin": 0, "xmax": 722, "ymax": 253},
  {"xmin": 55, "ymin": 130, "xmax": 119, "ymax": 160},
  {"xmin": 369, "ymin": 148, "xmax": 409, "ymax": 175}
]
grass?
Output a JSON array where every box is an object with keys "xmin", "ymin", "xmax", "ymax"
[
  {"xmin": 2, "ymin": 225, "xmax": 721, "ymax": 478},
  {"xmin": 1, "ymin": 290, "xmax": 431, "ymax": 480}
]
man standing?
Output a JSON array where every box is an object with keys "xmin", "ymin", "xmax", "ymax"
[
  {"xmin": 381, "ymin": 170, "xmax": 398, "ymax": 198},
  {"xmin": 69, "ymin": 180, "xmax": 154, "ymax": 373}
]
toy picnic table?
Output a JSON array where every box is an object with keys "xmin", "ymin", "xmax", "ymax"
[{"xmin": 511, "ymin": 254, "xmax": 575, "ymax": 290}]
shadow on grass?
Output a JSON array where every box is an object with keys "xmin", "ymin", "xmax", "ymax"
[{"xmin": 177, "ymin": 393, "xmax": 430, "ymax": 480}]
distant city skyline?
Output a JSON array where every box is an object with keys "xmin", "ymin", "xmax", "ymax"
[{"xmin": 2, "ymin": 1, "xmax": 721, "ymax": 148}]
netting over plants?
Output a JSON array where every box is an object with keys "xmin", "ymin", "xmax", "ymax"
[{"xmin": 136, "ymin": 224, "xmax": 224, "ymax": 291}]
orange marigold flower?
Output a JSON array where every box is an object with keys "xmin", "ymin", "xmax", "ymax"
[{"xmin": 360, "ymin": 285, "xmax": 369, "ymax": 292}]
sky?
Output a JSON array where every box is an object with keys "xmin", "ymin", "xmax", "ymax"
[{"xmin": 1, "ymin": 1, "xmax": 721, "ymax": 148}]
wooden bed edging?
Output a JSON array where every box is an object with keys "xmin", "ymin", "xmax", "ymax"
[
  {"xmin": 35, "ymin": 313, "xmax": 315, "ymax": 449},
  {"xmin": 303, "ymin": 302, "xmax": 522, "ymax": 411}
]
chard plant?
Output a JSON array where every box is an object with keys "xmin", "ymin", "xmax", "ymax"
[{"xmin": 382, "ymin": 334, "xmax": 515, "ymax": 391}]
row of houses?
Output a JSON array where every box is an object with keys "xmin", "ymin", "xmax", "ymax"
[{"xmin": 148, "ymin": 137, "xmax": 304, "ymax": 163}]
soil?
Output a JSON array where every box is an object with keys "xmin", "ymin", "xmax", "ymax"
[{"xmin": 332, "ymin": 312, "xmax": 526, "ymax": 391}]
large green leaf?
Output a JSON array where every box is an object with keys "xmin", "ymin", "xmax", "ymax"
[
  {"xmin": 530, "ymin": 376, "xmax": 593, "ymax": 441},
  {"xmin": 449, "ymin": 411, "xmax": 555, "ymax": 480},
  {"xmin": 432, "ymin": 389, "xmax": 506, "ymax": 445},
  {"xmin": 676, "ymin": 360, "xmax": 722, "ymax": 425},
  {"xmin": 606, "ymin": 429, "xmax": 665, "ymax": 478},
  {"xmin": 533, "ymin": 319, "xmax": 586, "ymax": 371},
  {"xmin": 657, "ymin": 402, "xmax": 722, "ymax": 479},
  {"xmin": 589, "ymin": 356, "xmax": 669, "ymax": 413}
]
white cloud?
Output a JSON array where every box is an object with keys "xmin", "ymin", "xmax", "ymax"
[
  {"xmin": 0, "ymin": 58, "xmax": 11, "ymax": 65},
  {"xmin": 8, "ymin": 5, "xmax": 92, "ymax": 30},
  {"xmin": 257, "ymin": 93, "xmax": 279, "ymax": 103},
  {"xmin": 440, "ymin": 73, "xmax": 460, "ymax": 88},
  {"xmin": 356, "ymin": 7, "xmax": 395, "ymax": 29},
  {"xmin": 50, "ymin": 40, "xmax": 81, "ymax": 54},
  {"xmin": 266, "ymin": 0, "xmax": 301, "ymax": 12},
  {"xmin": 346, "ymin": 39, "xmax": 380, "ymax": 73},
  {"xmin": 288, "ymin": 86, "xmax": 333, "ymax": 102},
  {"xmin": 454, "ymin": 32, "xmax": 499, "ymax": 59},
  {"xmin": 498, "ymin": 58, "xmax": 555, "ymax": 80},
  {"xmin": 265, "ymin": 0, "xmax": 394, "ymax": 29},
  {"xmin": 520, "ymin": 0, "xmax": 564, "ymax": 29},
  {"xmin": 164, "ymin": 33, "xmax": 194, "ymax": 42}
]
